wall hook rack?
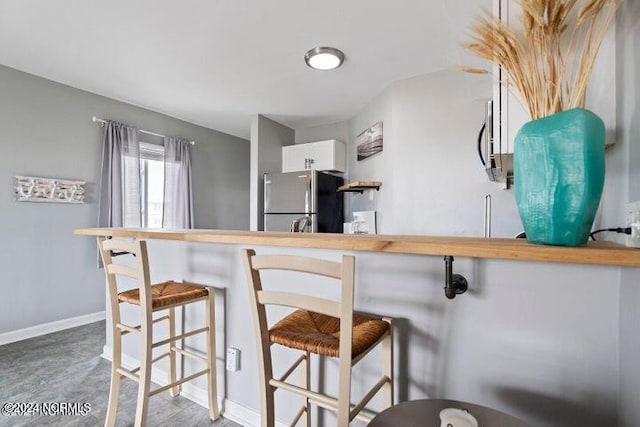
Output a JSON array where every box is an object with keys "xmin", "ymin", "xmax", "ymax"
[{"xmin": 444, "ymin": 256, "xmax": 468, "ymax": 299}]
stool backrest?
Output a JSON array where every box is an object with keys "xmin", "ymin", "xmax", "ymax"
[
  {"xmin": 97, "ymin": 237, "xmax": 152, "ymax": 322},
  {"xmin": 242, "ymin": 249, "xmax": 356, "ymax": 386},
  {"xmin": 243, "ymin": 249, "xmax": 354, "ymax": 317}
]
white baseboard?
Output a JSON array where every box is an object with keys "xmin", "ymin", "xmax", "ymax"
[
  {"xmin": 0, "ymin": 311, "xmax": 106, "ymax": 346},
  {"xmin": 102, "ymin": 345, "xmax": 287, "ymax": 427}
]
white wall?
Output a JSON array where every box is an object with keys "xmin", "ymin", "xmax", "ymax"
[
  {"xmin": 616, "ymin": 1, "xmax": 640, "ymax": 425},
  {"xmin": 0, "ymin": 65, "xmax": 249, "ymax": 334},
  {"xmin": 249, "ymin": 114, "xmax": 295, "ymax": 231},
  {"xmin": 346, "ymin": 71, "xmax": 522, "ymax": 237},
  {"xmin": 336, "ymin": 71, "xmax": 521, "ymax": 237},
  {"xmin": 346, "ymin": 89, "xmax": 396, "ymax": 231}
]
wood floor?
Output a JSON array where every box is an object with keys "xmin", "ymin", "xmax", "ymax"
[{"xmin": 0, "ymin": 321, "xmax": 240, "ymax": 427}]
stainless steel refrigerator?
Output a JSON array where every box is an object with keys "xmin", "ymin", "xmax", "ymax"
[{"xmin": 263, "ymin": 171, "xmax": 344, "ymax": 232}]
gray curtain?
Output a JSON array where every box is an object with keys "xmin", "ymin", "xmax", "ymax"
[
  {"xmin": 162, "ymin": 136, "xmax": 194, "ymax": 229},
  {"xmin": 98, "ymin": 121, "xmax": 141, "ymax": 228}
]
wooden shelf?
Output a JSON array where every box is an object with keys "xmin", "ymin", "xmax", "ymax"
[
  {"xmin": 74, "ymin": 228, "xmax": 640, "ymax": 267},
  {"xmin": 337, "ymin": 181, "xmax": 382, "ymax": 193}
]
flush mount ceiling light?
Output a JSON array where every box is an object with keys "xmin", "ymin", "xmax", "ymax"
[{"xmin": 304, "ymin": 47, "xmax": 345, "ymax": 70}]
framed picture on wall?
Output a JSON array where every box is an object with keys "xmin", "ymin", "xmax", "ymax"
[{"xmin": 357, "ymin": 121, "xmax": 383, "ymax": 161}]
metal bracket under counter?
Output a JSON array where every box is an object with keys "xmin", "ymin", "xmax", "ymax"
[{"xmin": 443, "ymin": 256, "xmax": 468, "ymax": 299}]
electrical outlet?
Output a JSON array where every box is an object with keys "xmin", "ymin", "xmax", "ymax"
[
  {"xmin": 626, "ymin": 201, "xmax": 640, "ymax": 248},
  {"xmin": 226, "ymin": 347, "xmax": 241, "ymax": 372}
]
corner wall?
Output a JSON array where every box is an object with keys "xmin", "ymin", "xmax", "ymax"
[{"xmin": 249, "ymin": 115, "xmax": 295, "ymax": 231}]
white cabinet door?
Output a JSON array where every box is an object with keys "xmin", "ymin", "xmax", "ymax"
[
  {"xmin": 282, "ymin": 140, "xmax": 346, "ymax": 173},
  {"xmin": 309, "ymin": 140, "xmax": 346, "ymax": 171},
  {"xmin": 282, "ymin": 144, "xmax": 308, "ymax": 173}
]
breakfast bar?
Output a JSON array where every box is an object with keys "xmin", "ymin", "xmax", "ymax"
[
  {"xmin": 75, "ymin": 227, "xmax": 638, "ymax": 426},
  {"xmin": 75, "ymin": 227, "xmax": 640, "ymax": 267}
]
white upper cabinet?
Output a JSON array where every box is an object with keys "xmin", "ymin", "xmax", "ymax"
[{"xmin": 282, "ymin": 139, "xmax": 346, "ymax": 173}]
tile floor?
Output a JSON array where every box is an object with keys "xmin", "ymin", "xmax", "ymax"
[{"xmin": 0, "ymin": 321, "xmax": 240, "ymax": 427}]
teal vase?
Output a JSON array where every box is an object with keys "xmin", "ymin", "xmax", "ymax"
[{"xmin": 514, "ymin": 108, "xmax": 605, "ymax": 246}]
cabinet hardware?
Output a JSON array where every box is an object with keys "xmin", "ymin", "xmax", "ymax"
[{"xmin": 304, "ymin": 158, "xmax": 315, "ymax": 169}]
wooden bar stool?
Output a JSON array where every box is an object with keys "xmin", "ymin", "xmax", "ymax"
[
  {"xmin": 97, "ymin": 237, "xmax": 219, "ymax": 427},
  {"xmin": 242, "ymin": 249, "xmax": 393, "ymax": 427}
]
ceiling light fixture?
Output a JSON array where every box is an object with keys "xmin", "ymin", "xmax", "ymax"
[{"xmin": 304, "ymin": 47, "xmax": 345, "ymax": 71}]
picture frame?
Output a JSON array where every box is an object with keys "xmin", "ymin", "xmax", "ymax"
[{"xmin": 357, "ymin": 121, "xmax": 383, "ymax": 161}]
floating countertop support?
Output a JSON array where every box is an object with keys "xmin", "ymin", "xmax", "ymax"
[{"xmin": 444, "ymin": 256, "xmax": 468, "ymax": 299}]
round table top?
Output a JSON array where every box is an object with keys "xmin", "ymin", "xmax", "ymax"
[{"xmin": 369, "ymin": 399, "xmax": 530, "ymax": 427}]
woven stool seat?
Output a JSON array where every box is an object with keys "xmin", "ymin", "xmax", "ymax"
[
  {"xmin": 269, "ymin": 309, "xmax": 390, "ymax": 358},
  {"xmin": 118, "ymin": 281, "xmax": 209, "ymax": 309}
]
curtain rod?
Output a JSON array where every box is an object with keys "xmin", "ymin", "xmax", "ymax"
[{"xmin": 92, "ymin": 117, "xmax": 196, "ymax": 146}]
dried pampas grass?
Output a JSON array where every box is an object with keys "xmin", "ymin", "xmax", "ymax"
[{"xmin": 465, "ymin": 0, "xmax": 621, "ymax": 120}]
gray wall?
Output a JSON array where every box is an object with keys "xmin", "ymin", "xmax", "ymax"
[
  {"xmin": 249, "ymin": 114, "xmax": 294, "ymax": 231},
  {"xmin": 146, "ymin": 241, "xmax": 618, "ymax": 427},
  {"xmin": 617, "ymin": 0, "xmax": 640, "ymax": 425},
  {"xmin": 294, "ymin": 122, "xmax": 349, "ymax": 145},
  {"xmin": 0, "ymin": 65, "xmax": 249, "ymax": 334}
]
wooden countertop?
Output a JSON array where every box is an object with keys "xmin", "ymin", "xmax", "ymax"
[{"xmin": 74, "ymin": 227, "xmax": 640, "ymax": 267}]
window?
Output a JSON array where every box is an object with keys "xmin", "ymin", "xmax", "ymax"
[
  {"xmin": 140, "ymin": 142, "xmax": 165, "ymax": 229},
  {"xmin": 100, "ymin": 122, "xmax": 193, "ymax": 232}
]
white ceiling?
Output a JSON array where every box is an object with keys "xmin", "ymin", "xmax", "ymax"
[{"xmin": 0, "ymin": 0, "xmax": 488, "ymax": 139}]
